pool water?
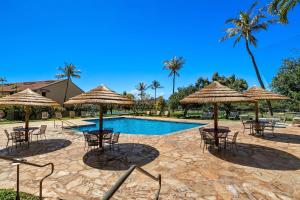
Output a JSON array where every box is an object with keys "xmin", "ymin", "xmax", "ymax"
[{"xmin": 75, "ymin": 117, "xmax": 204, "ymax": 135}]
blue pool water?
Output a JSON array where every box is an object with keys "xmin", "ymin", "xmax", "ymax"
[{"xmin": 75, "ymin": 117, "xmax": 204, "ymax": 135}]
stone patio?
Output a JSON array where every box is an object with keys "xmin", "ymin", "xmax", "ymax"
[{"xmin": 0, "ymin": 117, "xmax": 300, "ymax": 200}]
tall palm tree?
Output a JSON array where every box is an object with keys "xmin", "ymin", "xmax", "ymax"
[
  {"xmin": 163, "ymin": 56, "xmax": 185, "ymax": 94},
  {"xmin": 0, "ymin": 77, "xmax": 7, "ymax": 95},
  {"xmin": 150, "ymin": 80, "xmax": 163, "ymax": 109},
  {"xmin": 56, "ymin": 63, "xmax": 81, "ymax": 103},
  {"xmin": 220, "ymin": 2, "xmax": 275, "ymax": 115},
  {"xmin": 269, "ymin": 0, "xmax": 299, "ymax": 23},
  {"xmin": 135, "ymin": 82, "xmax": 148, "ymax": 100}
]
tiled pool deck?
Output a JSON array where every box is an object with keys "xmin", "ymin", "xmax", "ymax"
[{"xmin": 0, "ymin": 117, "xmax": 300, "ymax": 199}]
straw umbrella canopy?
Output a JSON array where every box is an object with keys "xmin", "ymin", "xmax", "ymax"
[
  {"xmin": 180, "ymin": 81, "xmax": 254, "ymax": 145},
  {"xmin": 244, "ymin": 86, "xmax": 289, "ymax": 123},
  {"xmin": 0, "ymin": 88, "xmax": 60, "ymax": 141},
  {"xmin": 64, "ymin": 85, "xmax": 134, "ymax": 147}
]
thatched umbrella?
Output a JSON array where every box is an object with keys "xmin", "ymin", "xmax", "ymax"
[
  {"xmin": 180, "ymin": 81, "xmax": 254, "ymax": 145},
  {"xmin": 64, "ymin": 85, "xmax": 134, "ymax": 147},
  {"xmin": 244, "ymin": 86, "xmax": 289, "ymax": 124},
  {"xmin": 0, "ymin": 88, "xmax": 60, "ymax": 141}
]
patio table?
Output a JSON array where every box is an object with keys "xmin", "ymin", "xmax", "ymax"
[
  {"xmin": 14, "ymin": 127, "xmax": 40, "ymax": 141},
  {"xmin": 203, "ymin": 127, "xmax": 230, "ymax": 146}
]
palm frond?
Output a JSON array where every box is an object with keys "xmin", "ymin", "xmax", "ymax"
[
  {"xmin": 268, "ymin": 0, "xmax": 282, "ymax": 14},
  {"xmin": 247, "ymin": 1, "xmax": 259, "ymax": 15}
]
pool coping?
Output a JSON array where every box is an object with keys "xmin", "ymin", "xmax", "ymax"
[{"xmin": 68, "ymin": 116, "xmax": 209, "ymax": 136}]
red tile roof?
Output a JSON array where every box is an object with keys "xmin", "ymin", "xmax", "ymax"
[{"xmin": 2, "ymin": 80, "xmax": 64, "ymax": 92}]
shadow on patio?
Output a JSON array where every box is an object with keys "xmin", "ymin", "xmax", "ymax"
[
  {"xmin": 0, "ymin": 139, "xmax": 72, "ymax": 157},
  {"xmin": 83, "ymin": 143, "xmax": 159, "ymax": 171},
  {"xmin": 259, "ymin": 132, "xmax": 300, "ymax": 144},
  {"xmin": 209, "ymin": 143, "xmax": 300, "ymax": 170}
]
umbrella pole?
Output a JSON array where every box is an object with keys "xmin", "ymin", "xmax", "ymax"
[
  {"xmin": 99, "ymin": 105, "xmax": 103, "ymax": 148},
  {"xmin": 213, "ymin": 103, "xmax": 219, "ymax": 146},
  {"xmin": 24, "ymin": 106, "xmax": 30, "ymax": 142}
]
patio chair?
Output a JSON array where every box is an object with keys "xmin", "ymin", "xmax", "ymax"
[
  {"xmin": 240, "ymin": 115, "xmax": 252, "ymax": 134},
  {"xmin": 156, "ymin": 111, "xmax": 161, "ymax": 116},
  {"xmin": 83, "ymin": 132, "xmax": 99, "ymax": 151},
  {"xmin": 41, "ymin": 112, "xmax": 49, "ymax": 120},
  {"xmin": 69, "ymin": 111, "xmax": 76, "ymax": 118},
  {"xmin": 146, "ymin": 111, "xmax": 151, "ymax": 115},
  {"xmin": 292, "ymin": 116, "xmax": 300, "ymax": 127},
  {"xmin": 107, "ymin": 132, "xmax": 120, "ymax": 150},
  {"xmin": 0, "ymin": 110, "xmax": 5, "ymax": 120},
  {"xmin": 81, "ymin": 111, "xmax": 87, "ymax": 118},
  {"xmin": 226, "ymin": 131, "xmax": 239, "ymax": 152},
  {"xmin": 55, "ymin": 112, "xmax": 63, "ymax": 119},
  {"xmin": 228, "ymin": 112, "xmax": 239, "ymax": 120},
  {"xmin": 202, "ymin": 112, "xmax": 213, "ymax": 119},
  {"xmin": 4, "ymin": 129, "xmax": 14, "ymax": 151},
  {"xmin": 164, "ymin": 110, "xmax": 170, "ymax": 117},
  {"xmin": 10, "ymin": 131, "xmax": 27, "ymax": 149},
  {"xmin": 202, "ymin": 131, "xmax": 215, "ymax": 153},
  {"xmin": 31, "ymin": 125, "xmax": 47, "ymax": 141}
]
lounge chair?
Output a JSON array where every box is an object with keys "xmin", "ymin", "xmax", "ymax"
[
  {"xmin": 0, "ymin": 110, "xmax": 5, "ymax": 120},
  {"xmin": 146, "ymin": 111, "xmax": 151, "ymax": 115},
  {"xmin": 164, "ymin": 111, "xmax": 170, "ymax": 117},
  {"xmin": 69, "ymin": 111, "xmax": 76, "ymax": 118},
  {"xmin": 41, "ymin": 112, "xmax": 49, "ymax": 120},
  {"xmin": 81, "ymin": 111, "xmax": 87, "ymax": 118},
  {"xmin": 55, "ymin": 112, "xmax": 62, "ymax": 119},
  {"xmin": 156, "ymin": 111, "xmax": 161, "ymax": 116},
  {"xmin": 292, "ymin": 116, "xmax": 300, "ymax": 127},
  {"xmin": 202, "ymin": 112, "xmax": 213, "ymax": 119},
  {"xmin": 228, "ymin": 112, "xmax": 239, "ymax": 120},
  {"xmin": 31, "ymin": 125, "xmax": 47, "ymax": 141}
]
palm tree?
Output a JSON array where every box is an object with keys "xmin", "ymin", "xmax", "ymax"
[
  {"xmin": 269, "ymin": 0, "xmax": 299, "ymax": 23},
  {"xmin": 0, "ymin": 77, "xmax": 7, "ymax": 95},
  {"xmin": 220, "ymin": 2, "xmax": 275, "ymax": 115},
  {"xmin": 135, "ymin": 82, "xmax": 148, "ymax": 100},
  {"xmin": 163, "ymin": 56, "xmax": 185, "ymax": 94},
  {"xmin": 56, "ymin": 63, "xmax": 81, "ymax": 103},
  {"xmin": 150, "ymin": 80, "xmax": 163, "ymax": 109}
]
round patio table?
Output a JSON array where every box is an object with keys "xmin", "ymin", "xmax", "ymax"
[{"xmin": 203, "ymin": 127, "xmax": 230, "ymax": 146}]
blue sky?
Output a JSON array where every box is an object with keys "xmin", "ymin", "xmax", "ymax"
[{"xmin": 0, "ymin": 0, "xmax": 299, "ymax": 98}]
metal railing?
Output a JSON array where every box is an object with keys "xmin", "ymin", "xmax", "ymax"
[
  {"xmin": 53, "ymin": 118, "xmax": 79, "ymax": 129},
  {"xmin": 102, "ymin": 165, "xmax": 161, "ymax": 200},
  {"xmin": 0, "ymin": 155, "xmax": 54, "ymax": 200}
]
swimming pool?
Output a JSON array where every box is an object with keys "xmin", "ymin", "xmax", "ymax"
[{"xmin": 75, "ymin": 117, "xmax": 204, "ymax": 135}]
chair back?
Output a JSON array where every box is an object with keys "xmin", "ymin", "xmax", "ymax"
[
  {"xmin": 156, "ymin": 111, "xmax": 161, "ymax": 116},
  {"xmin": 4, "ymin": 129, "xmax": 11, "ymax": 139},
  {"xmin": 69, "ymin": 111, "xmax": 75, "ymax": 118},
  {"xmin": 164, "ymin": 111, "xmax": 169, "ymax": 116},
  {"xmin": 146, "ymin": 111, "xmax": 150, "ymax": 115},
  {"xmin": 40, "ymin": 125, "xmax": 47, "ymax": 134},
  {"xmin": 41, "ymin": 112, "xmax": 49, "ymax": 120},
  {"xmin": 55, "ymin": 112, "xmax": 62, "ymax": 119},
  {"xmin": 112, "ymin": 132, "xmax": 120, "ymax": 143},
  {"xmin": 232, "ymin": 131, "xmax": 239, "ymax": 143}
]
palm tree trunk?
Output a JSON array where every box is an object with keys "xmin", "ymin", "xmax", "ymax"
[
  {"xmin": 154, "ymin": 88, "xmax": 157, "ymax": 111},
  {"xmin": 1, "ymin": 82, "xmax": 3, "ymax": 95},
  {"xmin": 245, "ymin": 40, "xmax": 273, "ymax": 116},
  {"xmin": 172, "ymin": 72, "xmax": 176, "ymax": 94},
  {"xmin": 63, "ymin": 78, "xmax": 70, "ymax": 104}
]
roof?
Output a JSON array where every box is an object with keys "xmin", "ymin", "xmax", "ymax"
[
  {"xmin": 1, "ymin": 80, "xmax": 64, "ymax": 92},
  {"xmin": 244, "ymin": 86, "xmax": 289, "ymax": 100},
  {"xmin": 180, "ymin": 81, "xmax": 254, "ymax": 104},
  {"xmin": 64, "ymin": 85, "xmax": 134, "ymax": 105},
  {"xmin": 0, "ymin": 88, "xmax": 60, "ymax": 107}
]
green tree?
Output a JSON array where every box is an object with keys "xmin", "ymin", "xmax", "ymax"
[
  {"xmin": 269, "ymin": 0, "xmax": 300, "ymax": 23},
  {"xmin": 135, "ymin": 82, "xmax": 148, "ymax": 100},
  {"xmin": 56, "ymin": 63, "xmax": 81, "ymax": 104},
  {"xmin": 156, "ymin": 96, "xmax": 166, "ymax": 112},
  {"xmin": 195, "ymin": 77, "xmax": 210, "ymax": 89},
  {"xmin": 150, "ymin": 80, "xmax": 163, "ymax": 109},
  {"xmin": 271, "ymin": 57, "xmax": 300, "ymax": 111},
  {"xmin": 0, "ymin": 77, "xmax": 7, "ymax": 95},
  {"xmin": 220, "ymin": 2, "xmax": 275, "ymax": 115},
  {"xmin": 163, "ymin": 56, "xmax": 185, "ymax": 94}
]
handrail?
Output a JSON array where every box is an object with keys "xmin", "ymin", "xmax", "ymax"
[
  {"xmin": 0, "ymin": 155, "xmax": 54, "ymax": 200},
  {"xmin": 61, "ymin": 119, "xmax": 79, "ymax": 129},
  {"xmin": 102, "ymin": 165, "xmax": 161, "ymax": 200}
]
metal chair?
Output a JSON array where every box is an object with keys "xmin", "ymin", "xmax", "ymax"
[
  {"xmin": 226, "ymin": 131, "xmax": 239, "ymax": 152},
  {"xmin": 31, "ymin": 125, "xmax": 47, "ymax": 141},
  {"xmin": 83, "ymin": 132, "xmax": 99, "ymax": 151},
  {"xmin": 109, "ymin": 132, "xmax": 120, "ymax": 151}
]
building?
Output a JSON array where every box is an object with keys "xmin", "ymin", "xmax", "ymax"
[{"xmin": 1, "ymin": 79, "xmax": 84, "ymax": 105}]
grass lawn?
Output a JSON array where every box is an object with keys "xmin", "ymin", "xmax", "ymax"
[{"xmin": 0, "ymin": 189, "xmax": 39, "ymax": 200}]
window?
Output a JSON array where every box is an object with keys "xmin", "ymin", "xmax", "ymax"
[{"xmin": 42, "ymin": 92, "xmax": 46, "ymax": 97}]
